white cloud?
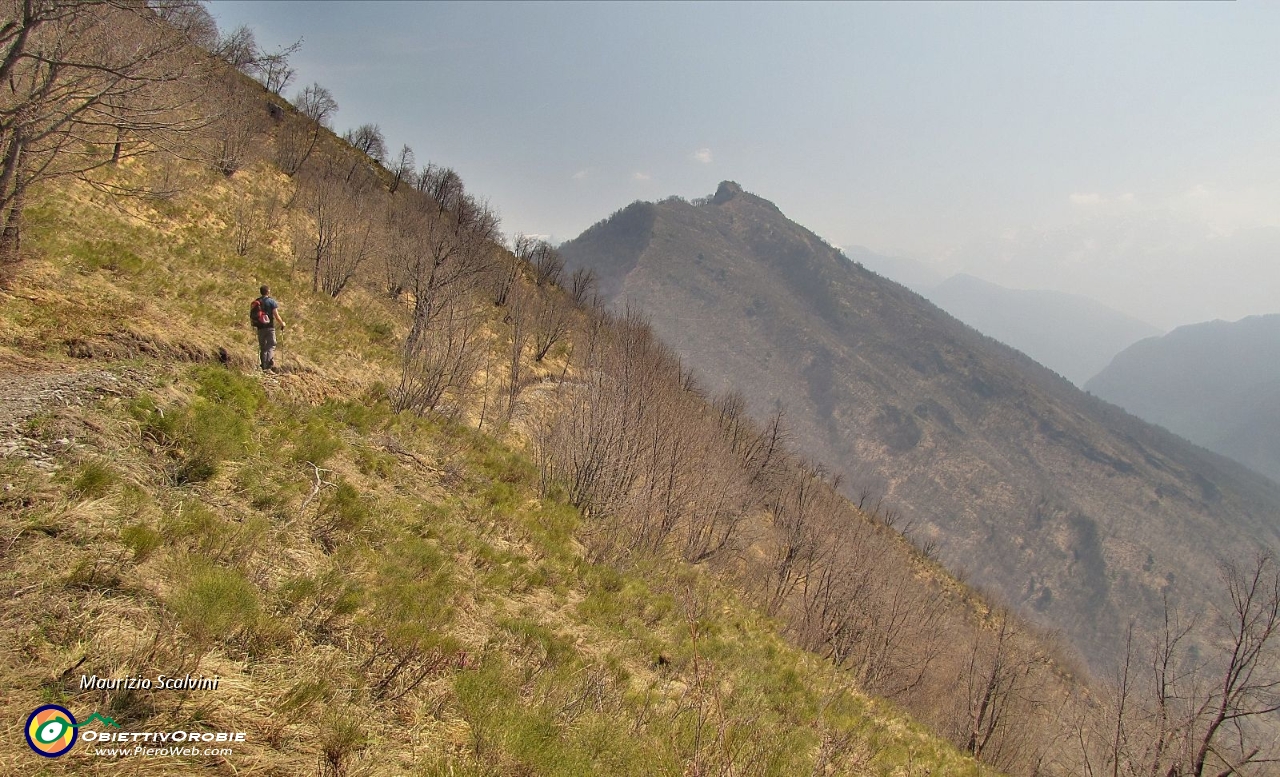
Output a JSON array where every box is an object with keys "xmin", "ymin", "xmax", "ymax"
[
  {"xmin": 572, "ymin": 168, "xmax": 590, "ymax": 181},
  {"xmin": 632, "ymin": 172, "xmax": 651, "ymax": 181},
  {"xmin": 1069, "ymin": 191, "xmax": 1135, "ymax": 208},
  {"xmin": 691, "ymin": 148, "xmax": 713, "ymax": 164},
  {"xmin": 524, "ymin": 233, "xmax": 553, "ymax": 243},
  {"xmin": 1069, "ymin": 192, "xmax": 1102, "ymax": 206}
]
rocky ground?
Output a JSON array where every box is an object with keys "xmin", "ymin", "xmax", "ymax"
[{"xmin": 0, "ymin": 367, "xmax": 137, "ymax": 472}]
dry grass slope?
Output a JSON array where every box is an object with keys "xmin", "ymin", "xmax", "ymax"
[{"xmin": 0, "ymin": 161, "xmax": 987, "ymax": 774}]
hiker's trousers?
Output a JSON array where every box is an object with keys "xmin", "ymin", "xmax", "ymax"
[{"xmin": 257, "ymin": 326, "xmax": 276, "ymax": 370}]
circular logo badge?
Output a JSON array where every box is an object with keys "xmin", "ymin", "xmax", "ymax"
[{"xmin": 25, "ymin": 705, "xmax": 78, "ymax": 758}]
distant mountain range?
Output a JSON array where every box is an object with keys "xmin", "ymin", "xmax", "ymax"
[
  {"xmin": 845, "ymin": 249, "xmax": 1161, "ymax": 386},
  {"xmin": 925, "ymin": 274, "xmax": 1161, "ymax": 386},
  {"xmin": 1087, "ymin": 315, "xmax": 1280, "ymax": 484},
  {"xmin": 561, "ymin": 181, "xmax": 1280, "ymax": 670},
  {"xmin": 843, "ymin": 246, "xmax": 944, "ymax": 292}
]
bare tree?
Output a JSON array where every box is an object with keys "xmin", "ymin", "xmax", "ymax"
[
  {"xmin": 212, "ymin": 24, "xmax": 299, "ymax": 94},
  {"xmin": 490, "ymin": 246, "xmax": 520, "ymax": 308},
  {"xmin": 403, "ymin": 193, "xmax": 500, "ymax": 341},
  {"xmin": 531, "ymin": 241, "xmax": 564, "ymax": 287},
  {"xmin": 344, "ymin": 123, "xmax": 386, "ymax": 163},
  {"xmin": 531, "ymin": 289, "xmax": 572, "ymax": 362},
  {"xmin": 229, "ymin": 186, "xmax": 282, "ymax": 258},
  {"xmin": 957, "ymin": 612, "xmax": 1048, "ymax": 770},
  {"xmin": 205, "ymin": 73, "xmax": 265, "ymax": 175},
  {"xmin": 676, "ymin": 422, "xmax": 753, "ymax": 564},
  {"xmin": 394, "ymin": 295, "xmax": 486, "ymax": 416},
  {"xmin": 763, "ymin": 461, "xmax": 834, "ymax": 615},
  {"xmin": 1071, "ymin": 557, "xmax": 1280, "ymax": 777},
  {"xmin": 393, "ymin": 190, "xmax": 501, "ymax": 416},
  {"xmin": 152, "ymin": 0, "xmax": 219, "ymax": 50},
  {"xmin": 569, "ymin": 266, "xmax": 597, "ymax": 307},
  {"xmin": 503, "ymin": 285, "xmax": 531, "ymax": 422},
  {"xmin": 0, "ymin": 0, "xmax": 210, "ymax": 281},
  {"xmin": 389, "ymin": 144, "xmax": 415, "ymax": 193},
  {"xmin": 417, "ymin": 163, "xmax": 464, "ymax": 211},
  {"xmin": 298, "ymin": 159, "xmax": 383, "ymax": 297},
  {"xmin": 255, "ymin": 41, "xmax": 300, "ymax": 95},
  {"xmin": 277, "ymin": 82, "xmax": 338, "ymax": 176},
  {"xmin": 532, "ymin": 310, "xmax": 665, "ymax": 543},
  {"xmin": 297, "ymin": 82, "xmax": 339, "ymax": 126},
  {"xmin": 213, "ymin": 23, "xmax": 258, "ymax": 70},
  {"xmin": 511, "ymin": 234, "xmax": 565, "ymax": 291},
  {"xmin": 1184, "ymin": 554, "xmax": 1280, "ymax": 777}
]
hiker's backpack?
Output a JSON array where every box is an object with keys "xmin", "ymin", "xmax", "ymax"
[{"xmin": 249, "ymin": 297, "xmax": 272, "ymax": 328}]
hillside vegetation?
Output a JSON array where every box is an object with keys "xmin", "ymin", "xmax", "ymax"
[
  {"xmin": 0, "ymin": 6, "xmax": 991, "ymax": 774},
  {"xmin": 0, "ymin": 155, "xmax": 983, "ymax": 776},
  {"xmin": 3, "ymin": 5, "xmax": 1279, "ymax": 777}
]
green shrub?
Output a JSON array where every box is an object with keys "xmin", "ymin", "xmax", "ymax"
[
  {"xmin": 155, "ymin": 400, "xmax": 252, "ymax": 483},
  {"xmin": 162, "ymin": 502, "xmax": 266, "ymax": 564},
  {"xmin": 277, "ymin": 677, "xmax": 334, "ymax": 717},
  {"xmin": 314, "ymin": 481, "xmax": 368, "ymax": 551},
  {"xmin": 120, "ymin": 522, "xmax": 163, "ymax": 563},
  {"xmin": 281, "ymin": 564, "xmax": 363, "ymax": 633},
  {"xmin": 499, "ymin": 617, "xmax": 575, "ymax": 672},
  {"xmin": 191, "ymin": 365, "xmax": 262, "ymax": 417},
  {"xmin": 65, "ymin": 555, "xmax": 122, "ymax": 590},
  {"xmin": 69, "ymin": 460, "xmax": 116, "ymax": 498},
  {"xmin": 117, "ymin": 483, "xmax": 154, "ymax": 520},
  {"xmin": 354, "ymin": 446, "xmax": 395, "ymax": 479},
  {"xmin": 80, "ymin": 240, "xmax": 145, "ymax": 275},
  {"xmin": 366, "ymin": 319, "xmax": 394, "ymax": 344},
  {"xmin": 357, "ymin": 539, "xmax": 459, "ymax": 699},
  {"xmin": 525, "ymin": 501, "xmax": 579, "ymax": 562},
  {"xmin": 318, "ymin": 707, "xmax": 367, "ymax": 777},
  {"xmin": 168, "ymin": 557, "xmax": 259, "ymax": 646},
  {"xmin": 364, "ymin": 539, "xmax": 455, "ymax": 637},
  {"xmin": 132, "ymin": 369, "xmax": 264, "ymax": 483},
  {"xmin": 291, "ymin": 417, "xmax": 342, "ymax": 466},
  {"xmin": 235, "ymin": 465, "xmax": 291, "ymax": 514}
]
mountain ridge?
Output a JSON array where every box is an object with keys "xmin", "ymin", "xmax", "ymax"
[
  {"xmin": 1087, "ymin": 314, "xmax": 1280, "ymax": 484},
  {"xmin": 927, "ymin": 272, "xmax": 1161, "ymax": 386},
  {"xmin": 561, "ymin": 181, "xmax": 1280, "ymax": 670}
]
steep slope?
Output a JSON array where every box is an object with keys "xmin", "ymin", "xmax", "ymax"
[
  {"xmin": 1086, "ymin": 315, "xmax": 1280, "ymax": 484},
  {"xmin": 924, "ymin": 274, "xmax": 1161, "ymax": 386},
  {"xmin": 0, "ymin": 163, "xmax": 988, "ymax": 774},
  {"xmin": 560, "ymin": 181, "xmax": 1280, "ymax": 670}
]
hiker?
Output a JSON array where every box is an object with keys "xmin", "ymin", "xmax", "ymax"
[{"xmin": 249, "ymin": 285, "xmax": 286, "ymax": 371}]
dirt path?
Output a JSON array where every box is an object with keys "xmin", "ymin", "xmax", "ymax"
[{"xmin": 0, "ymin": 368, "xmax": 133, "ymax": 470}]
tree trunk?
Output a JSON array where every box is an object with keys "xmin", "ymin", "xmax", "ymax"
[
  {"xmin": 0, "ymin": 190, "xmax": 25, "ymax": 287},
  {"xmin": 111, "ymin": 126, "xmax": 124, "ymax": 164}
]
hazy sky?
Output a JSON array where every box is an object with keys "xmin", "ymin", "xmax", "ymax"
[{"xmin": 209, "ymin": 1, "xmax": 1280, "ymax": 330}]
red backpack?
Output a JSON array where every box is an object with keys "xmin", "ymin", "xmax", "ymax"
[{"xmin": 249, "ymin": 297, "xmax": 272, "ymax": 328}]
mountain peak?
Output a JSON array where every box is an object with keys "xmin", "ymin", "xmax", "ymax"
[
  {"xmin": 558, "ymin": 186, "xmax": 1280, "ymax": 672},
  {"xmin": 712, "ymin": 180, "xmax": 744, "ymax": 204}
]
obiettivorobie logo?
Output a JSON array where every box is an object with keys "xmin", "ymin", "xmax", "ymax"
[
  {"xmin": 23, "ymin": 704, "xmax": 247, "ymax": 759},
  {"xmin": 24, "ymin": 705, "xmax": 120, "ymax": 758}
]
